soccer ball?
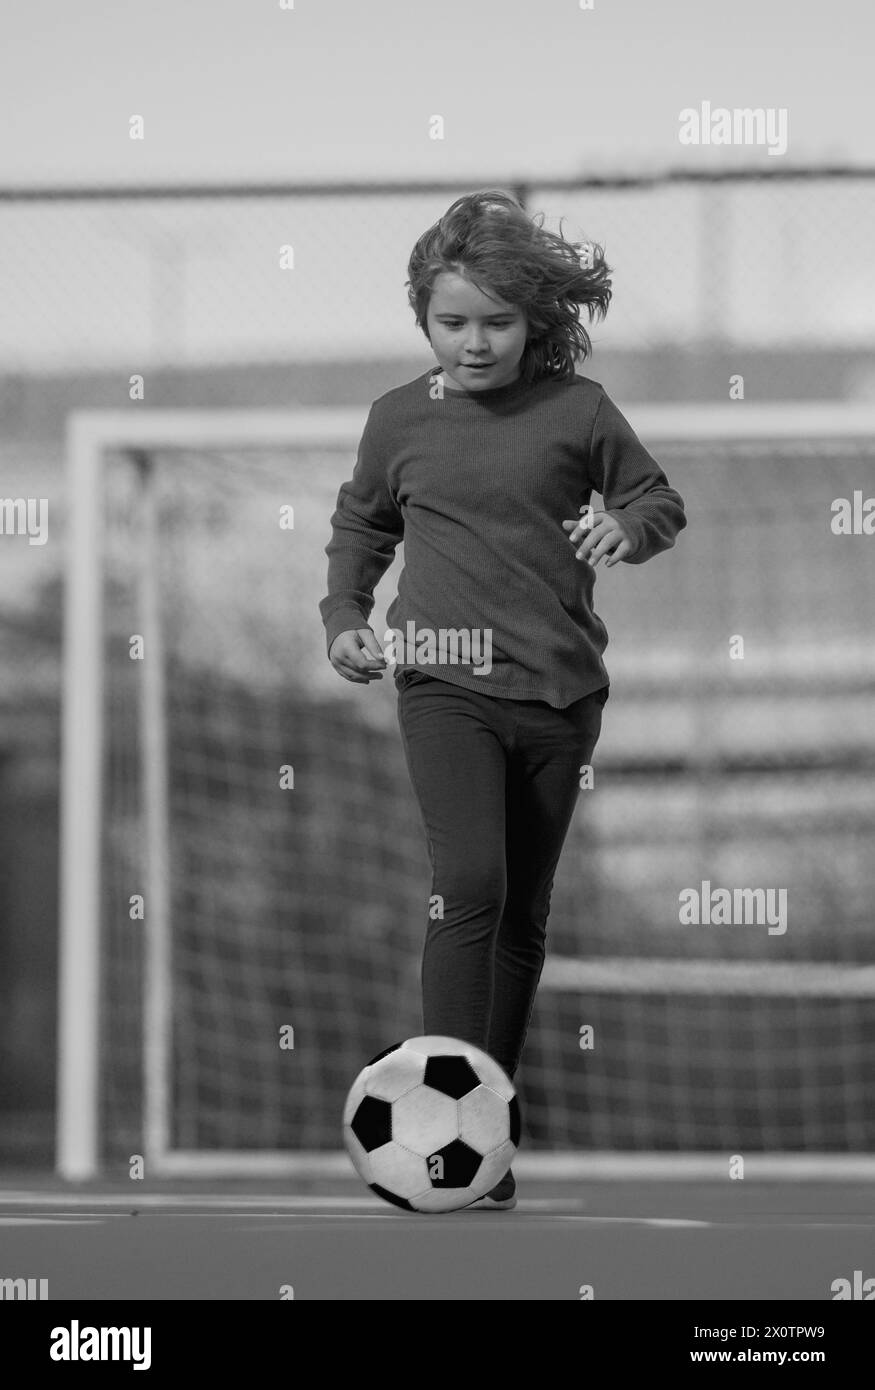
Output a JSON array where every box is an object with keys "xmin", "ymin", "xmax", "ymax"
[{"xmin": 343, "ymin": 1035, "xmax": 520, "ymax": 1212}]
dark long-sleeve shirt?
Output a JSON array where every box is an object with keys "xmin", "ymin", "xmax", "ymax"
[{"xmin": 319, "ymin": 365, "xmax": 686, "ymax": 708}]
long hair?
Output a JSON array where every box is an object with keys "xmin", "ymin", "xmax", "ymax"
[{"xmin": 405, "ymin": 188, "xmax": 613, "ymax": 384}]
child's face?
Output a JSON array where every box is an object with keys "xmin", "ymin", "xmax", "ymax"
[{"xmin": 426, "ymin": 271, "xmax": 527, "ymax": 393}]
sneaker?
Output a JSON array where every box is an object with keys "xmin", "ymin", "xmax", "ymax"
[{"xmin": 467, "ymin": 1169, "xmax": 516, "ymax": 1210}]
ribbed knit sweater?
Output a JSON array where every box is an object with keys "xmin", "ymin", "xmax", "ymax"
[{"xmin": 319, "ymin": 365, "xmax": 686, "ymax": 708}]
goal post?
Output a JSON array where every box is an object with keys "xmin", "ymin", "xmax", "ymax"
[
  {"xmin": 58, "ymin": 409, "xmax": 367, "ymax": 1182},
  {"xmin": 57, "ymin": 432, "xmax": 103, "ymax": 1182},
  {"xmin": 58, "ymin": 403, "xmax": 875, "ymax": 1181}
]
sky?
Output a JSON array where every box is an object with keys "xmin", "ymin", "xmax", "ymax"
[
  {"xmin": 0, "ymin": 1, "xmax": 872, "ymax": 371},
  {"xmin": 1, "ymin": 0, "xmax": 873, "ymax": 187}
]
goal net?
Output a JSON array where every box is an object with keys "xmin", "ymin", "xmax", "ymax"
[{"xmin": 58, "ymin": 402, "xmax": 875, "ymax": 1179}]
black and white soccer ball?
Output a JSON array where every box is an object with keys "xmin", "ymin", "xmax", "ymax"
[{"xmin": 343, "ymin": 1035, "xmax": 520, "ymax": 1212}]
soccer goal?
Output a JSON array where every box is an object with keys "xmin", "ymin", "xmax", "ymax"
[{"xmin": 57, "ymin": 401, "xmax": 875, "ymax": 1182}]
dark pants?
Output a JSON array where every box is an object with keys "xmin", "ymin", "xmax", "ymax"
[{"xmin": 394, "ymin": 669, "xmax": 608, "ymax": 1080}]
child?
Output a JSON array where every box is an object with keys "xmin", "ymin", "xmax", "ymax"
[{"xmin": 319, "ymin": 189, "xmax": 686, "ymax": 1209}]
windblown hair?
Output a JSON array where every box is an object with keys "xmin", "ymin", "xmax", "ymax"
[{"xmin": 406, "ymin": 188, "xmax": 613, "ymax": 384}]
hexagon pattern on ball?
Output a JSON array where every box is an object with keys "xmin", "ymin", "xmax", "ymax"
[
  {"xmin": 364, "ymin": 1047, "xmax": 427, "ymax": 1101},
  {"xmin": 342, "ymin": 1035, "xmax": 520, "ymax": 1213}
]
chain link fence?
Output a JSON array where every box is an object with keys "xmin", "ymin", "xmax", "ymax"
[
  {"xmin": 1, "ymin": 171, "xmax": 874, "ymax": 384},
  {"xmin": 2, "ymin": 168, "xmax": 875, "ymax": 1159}
]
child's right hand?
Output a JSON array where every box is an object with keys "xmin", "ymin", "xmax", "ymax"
[{"xmin": 328, "ymin": 628, "xmax": 388, "ymax": 683}]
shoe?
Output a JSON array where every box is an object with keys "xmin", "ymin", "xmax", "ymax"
[{"xmin": 467, "ymin": 1169, "xmax": 516, "ymax": 1210}]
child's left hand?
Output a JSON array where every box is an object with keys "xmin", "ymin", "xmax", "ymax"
[{"xmin": 562, "ymin": 510, "xmax": 635, "ymax": 568}]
